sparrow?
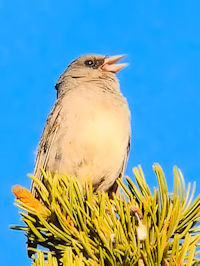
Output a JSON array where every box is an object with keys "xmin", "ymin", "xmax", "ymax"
[{"xmin": 31, "ymin": 54, "xmax": 131, "ymax": 196}]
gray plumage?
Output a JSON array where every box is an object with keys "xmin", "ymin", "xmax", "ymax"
[{"xmin": 31, "ymin": 54, "xmax": 131, "ymax": 196}]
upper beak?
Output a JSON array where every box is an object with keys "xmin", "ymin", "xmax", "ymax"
[{"xmin": 101, "ymin": 55, "xmax": 128, "ymax": 73}]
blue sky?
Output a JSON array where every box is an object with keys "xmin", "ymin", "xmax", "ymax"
[{"xmin": 1, "ymin": 0, "xmax": 200, "ymax": 264}]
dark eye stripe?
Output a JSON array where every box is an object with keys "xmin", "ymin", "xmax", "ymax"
[{"xmin": 84, "ymin": 59, "xmax": 104, "ymax": 69}]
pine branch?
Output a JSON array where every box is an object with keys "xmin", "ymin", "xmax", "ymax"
[{"xmin": 11, "ymin": 164, "xmax": 200, "ymax": 265}]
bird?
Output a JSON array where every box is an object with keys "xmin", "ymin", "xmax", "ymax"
[{"xmin": 31, "ymin": 54, "xmax": 131, "ymax": 197}]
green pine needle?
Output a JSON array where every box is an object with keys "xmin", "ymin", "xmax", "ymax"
[{"xmin": 12, "ymin": 164, "xmax": 200, "ymax": 265}]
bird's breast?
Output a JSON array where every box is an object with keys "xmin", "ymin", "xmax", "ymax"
[
  {"xmin": 48, "ymin": 88, "xmax": 130, "ymax": 186},
  {"xmin": 62, "ymin": 89, "xmax": 129, "ymax": 147}
]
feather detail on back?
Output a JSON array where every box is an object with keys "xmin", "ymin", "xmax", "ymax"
[{"xmin": 31, "ymin": 100, "xmax": 62, "ymax": 197}]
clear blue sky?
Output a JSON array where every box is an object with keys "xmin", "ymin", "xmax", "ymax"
[{"xmin": 1, "ymin": 0, "xmax": 200, "ymax": 264}]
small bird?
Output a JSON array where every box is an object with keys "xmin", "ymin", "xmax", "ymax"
[{"xmin": 31, "ymin": 54, "xmax": 131, "ymax": 196}]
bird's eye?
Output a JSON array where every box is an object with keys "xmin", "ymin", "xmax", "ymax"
[{"xmin": 85, "ymin": 60, "xmax": 95, "ymax": 67}]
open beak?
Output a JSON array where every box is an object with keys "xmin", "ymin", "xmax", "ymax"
[{"xmin": 101, "ymin": 55, "xmax": 128, "ymax": 73}]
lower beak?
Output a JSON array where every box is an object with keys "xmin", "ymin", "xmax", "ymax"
[{"xmin": 101, "ymin": 55, "xmax": 128, "ymax": 73}]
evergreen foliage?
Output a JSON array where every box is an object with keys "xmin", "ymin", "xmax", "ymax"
[{"xmin": 12, "ymin": 164, "xmax": 200, "ymax": 265}]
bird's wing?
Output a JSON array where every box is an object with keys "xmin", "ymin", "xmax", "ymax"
[
  {"xmin": 31, "ymin": 99, "xmax": 62, "ymax": 197},
  {"xmin": 108, "ymin": 136, "xmax": 131, "ymax": 196}
]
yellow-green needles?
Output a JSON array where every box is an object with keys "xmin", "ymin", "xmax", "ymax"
[{"xmin": 12, "ymin": 164, "xmax": 200, "ymax": 265}]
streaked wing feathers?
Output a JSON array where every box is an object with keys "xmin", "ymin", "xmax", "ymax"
[{"xmin": 31, "ymin": 100, "xmax": 62, "ymax": 196}]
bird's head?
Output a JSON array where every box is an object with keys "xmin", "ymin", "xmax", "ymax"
[
  {"xmin": 67, "ymin": 54, "xmax": 127, "ymax": 76},
  {"xmin": 55, "ymin": 54, "xmax": 128, "ymax": 95}
]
